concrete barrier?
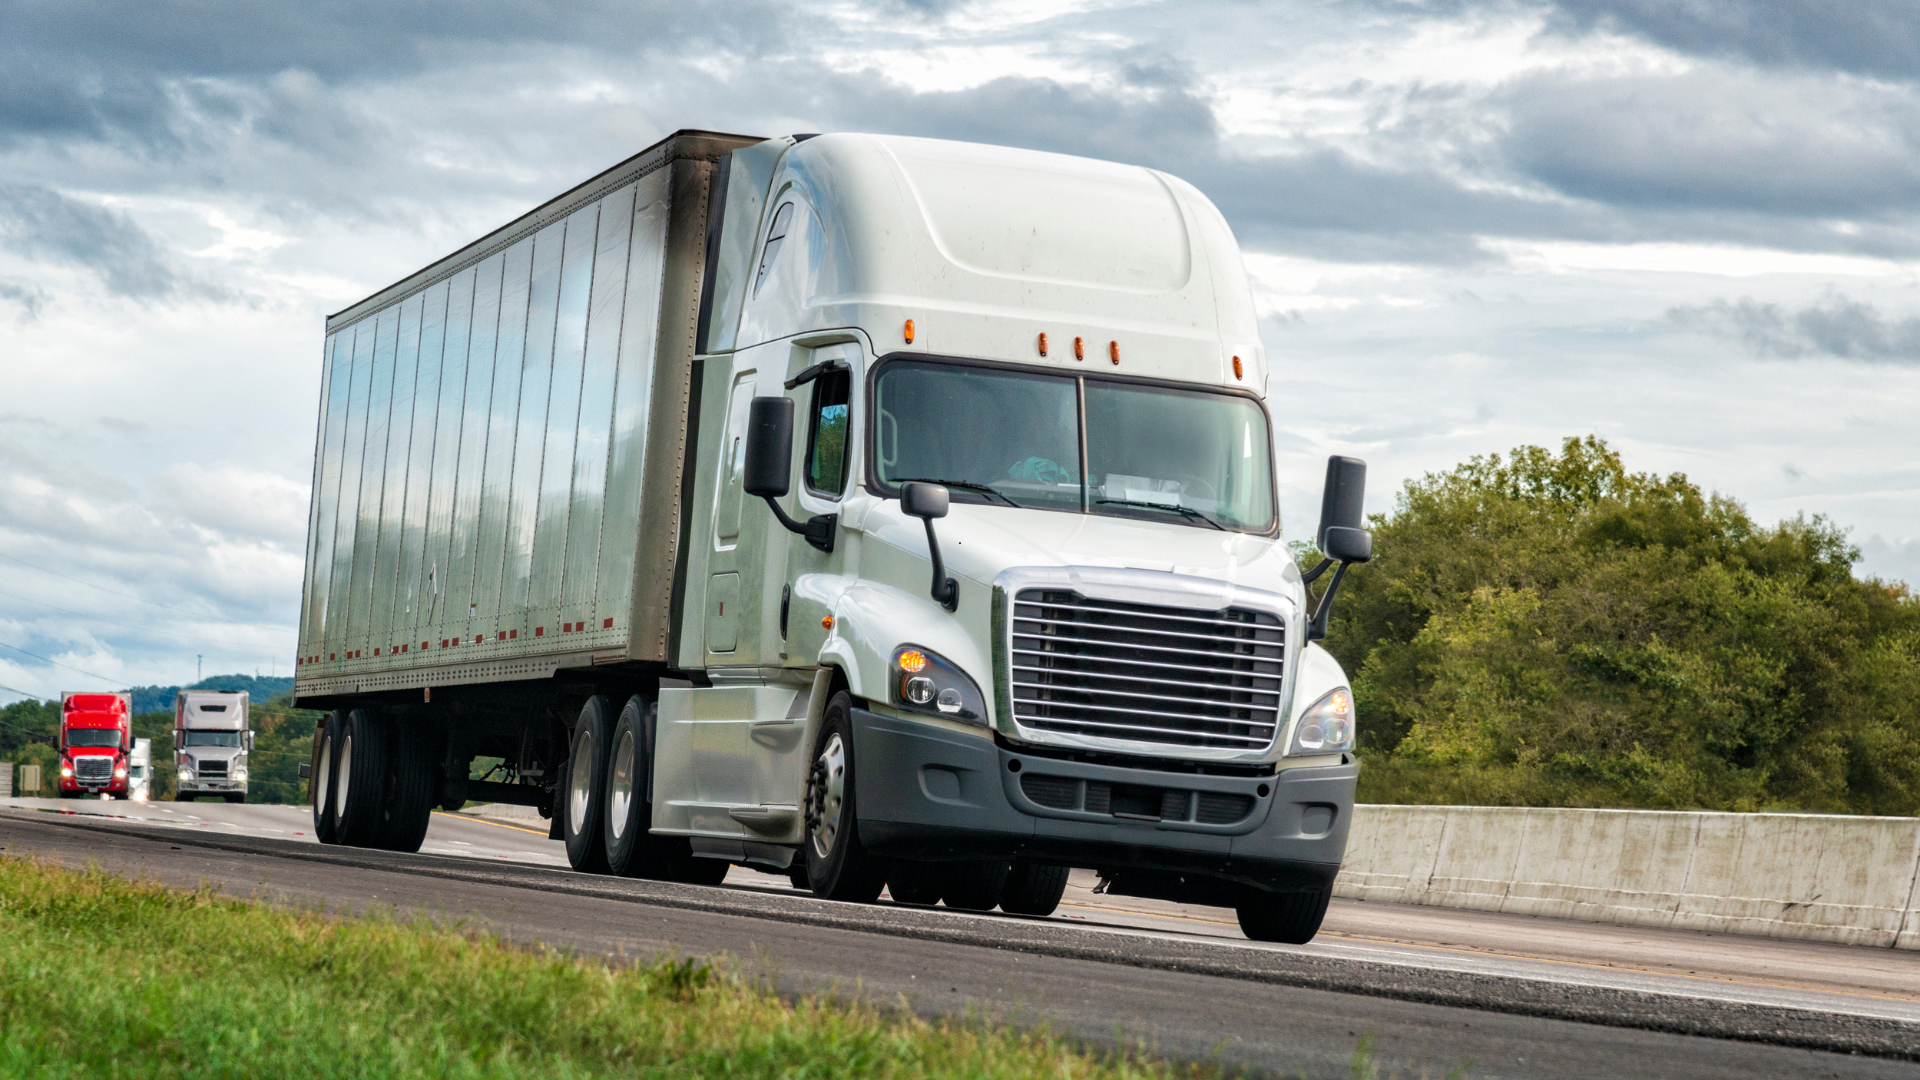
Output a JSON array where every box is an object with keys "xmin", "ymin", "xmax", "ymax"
[{"xmin": 1335, "ymin": 805, "xmax": 1920, "ymax": 949}]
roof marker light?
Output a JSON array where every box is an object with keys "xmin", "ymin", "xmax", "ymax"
[
  {"xmin": 903, "ymin": 319, "xmax": 915, "ymax": 344},
  {"xmin": 1073, "ymin": 336, "xmax": 1085, "ymax": 361},
  {"xmin": 1109, "ymin": 340, "xmax": 1119, "ymax": 365},
  {"xmin": 1037, "ymin": 333, "xmax": 1048, "ymax": 357},
  {"xmin": 1232, "ymin": 355, "xmax": 1243, "ymax": 380}
]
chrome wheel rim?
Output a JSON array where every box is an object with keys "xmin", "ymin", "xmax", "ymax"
[
  {"xmin": 332, "ymin": 729, "xmax": 352, "ymax": 827},
  {"xmin": 567, "ymin": 727, "xmax": 596, "ymax": 837},
  {"xmin": 607, "ymin": 727, "xmax": 635, "ymax": 842},
  {"xmin": 806, "ymin": 733, "xmax": 848, "ymax": 861}
]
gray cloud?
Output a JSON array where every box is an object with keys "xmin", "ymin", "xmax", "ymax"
[
  {"xmin": 0, "ymin": 183, "xmax": 184, "ymax": 298},
  {"xmin": 1546, "ymin": 0, "xmax": 1920, "ymax": 80},
  {"xmin": 1669, "ymin": 293, "xmax": 1920, "ymax": 363},
  {"xmin": 0, "ymin": 280, "xmax": 48, "ymax": 320},
  {"xmin": 1498, "ymin": 69, "xmax": 1920, "ymax": 217}
]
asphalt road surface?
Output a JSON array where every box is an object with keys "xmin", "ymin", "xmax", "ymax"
[{"xmin": 3, "ymin": 798, "xmax": 1917, "ymax": 1079}]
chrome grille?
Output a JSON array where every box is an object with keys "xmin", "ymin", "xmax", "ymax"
[
  {"xmin": 73, "ymin": 756, "xmax": 113, "ymax": 780},
  {"xmin": 1008, "ymin": 589, "xmax": 1283, "ymax": 751}
]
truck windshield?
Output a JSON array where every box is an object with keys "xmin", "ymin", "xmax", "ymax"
[
  {"xmin": 182, "ymin": 731, "xmax": 242, "ymax": 747},
  {"xmin": 872, "ymin": 361, "xmax": 1275, "ymax": 533},
  {"xmin": 65, "ymin": 729, "xmax": 122, "ymax": 748}
]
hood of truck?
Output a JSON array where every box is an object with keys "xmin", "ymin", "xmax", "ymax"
[{"xmin": 856, "ymin": 498, "xmax": 1300, "ymax": 598}]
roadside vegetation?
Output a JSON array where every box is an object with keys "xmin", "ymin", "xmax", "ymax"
[
  {"xmin": 1320, "ymin": 436, "xmax": 1920, "ymax": 816},
  {"xmin": 0, "ymin": 857, "xmax": 1227, "ymax": 1079}
]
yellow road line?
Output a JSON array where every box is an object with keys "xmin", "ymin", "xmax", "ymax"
[{"xmin": 430, "ymin": 810, "xmax": 552, "ymax": 837}]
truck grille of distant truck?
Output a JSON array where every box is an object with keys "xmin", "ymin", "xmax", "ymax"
[
  {"xmin": 74, "ymin": 757, "xmax": 113, "ymax": 782},
  {"xmin": 1008, "ymin": 590, "xmax": 1285, "ymax": 751},
  {"xmin": 196, "ymin": 760, "xmax": 227, "ymax": 777}
]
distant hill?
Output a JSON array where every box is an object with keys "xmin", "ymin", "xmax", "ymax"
[{"xmin": 130, "ymin": 675, "xmax": 294, "ymax": 716}]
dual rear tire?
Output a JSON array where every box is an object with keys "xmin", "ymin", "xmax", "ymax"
[
  {"xmin": 310, "ymin": 708, "xmax": 438, "ymax": 853},
  {"xmin": 562, "ymin": 694, "xmax": 727, "ymax": 884}
]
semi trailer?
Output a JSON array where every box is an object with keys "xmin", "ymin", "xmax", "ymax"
[{"xmin": 293, "ymin": 129, "xmax": 1373, "ymax": 942}]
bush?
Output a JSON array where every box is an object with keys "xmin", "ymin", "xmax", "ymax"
[{"xmin": 1321, "ymin": 436, "xmax": 1920, "ymax": 814}]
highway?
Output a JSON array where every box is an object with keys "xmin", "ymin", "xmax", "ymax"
[{"xmin": 3, "ymin": 797, "xmax": 1917, "ymax": 1079}]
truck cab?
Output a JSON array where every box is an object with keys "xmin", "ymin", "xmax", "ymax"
[
  {"xmin": 175, "ymin": 691, "xmax": 251, "ymax": 803},
  {"xmin": 659, "ymin": 134, "xmax": 1371, "ymax": 940},
  {"xmin": 59, "ymin": 692, "xmax": 132, "ymax": 799}
]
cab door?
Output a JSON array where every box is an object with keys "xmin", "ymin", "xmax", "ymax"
[{"xmin": 742, "ymin": 340, "xmax": 862, "ymax": 813}]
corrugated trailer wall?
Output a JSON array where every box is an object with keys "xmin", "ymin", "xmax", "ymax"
[{"xmin": 294, "ymin": 132, "xmax": 757, "ymax": 701}]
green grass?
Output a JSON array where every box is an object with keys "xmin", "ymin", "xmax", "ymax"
[{"xmin": 0, "ymin": 856, "xmax": 1235, "ymax": 1079}]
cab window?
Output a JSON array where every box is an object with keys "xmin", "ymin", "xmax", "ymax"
[{"xmin": 805, "ymin": 368, "xmax": 851, "ymax": 497}]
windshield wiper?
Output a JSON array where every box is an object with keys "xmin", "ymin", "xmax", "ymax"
[
  {"xmin": 1094, "ymin": 498, "xmax": 1227, "ymax": 531},
  {"xmin": 890, "ymin": 477, "xmax": 1019, "ymax": 507}
]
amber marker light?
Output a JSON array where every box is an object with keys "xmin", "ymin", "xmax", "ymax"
[
  {"xmin": 903, "ymin": 319, "xmax": 915, "ymax": 344},
  {"xmin": 1073, "ymin": 336, "xmax": 1085, "ymax": 360},
  {"xmin": 1232, "ymin": 355, "xmax": 1244, "ymax": 380},
  {"xmin": 1109, "ymin": 340, "xmax": 1120, "ymax": 365},
  {"xmin": 822, "ymin": 615, "xmax": 835, "ymax": 630},
  {"xmin": 897, "ymin": 649, "xmax": 928, "ymax": 673},
  {"xmin": 1037, "ymin": 332, "xmax": 1048, "ymax": 357}
]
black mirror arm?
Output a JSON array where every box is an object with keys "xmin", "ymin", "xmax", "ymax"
[
  {"xmin": 920, "ymin": 517, "xmax": 959, "ymax": 611},
  {"xmin": 761, "ymin": 496, "xmax": 837, "ymax": 553},
  {"xmin": 1306, "ymin": 560, "xmax": 1351, "ymax": 642},
  {"xmin": 1301, "ymin": 557, "xmax": 1334, "ymax": 586}
]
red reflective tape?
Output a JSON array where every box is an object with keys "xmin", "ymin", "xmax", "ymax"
[{"xmin": 603, "ymin": 618, "xmax": 613, "ymax": 629}]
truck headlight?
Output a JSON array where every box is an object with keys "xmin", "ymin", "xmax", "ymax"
[
  {"xmin": 60, "ymin": 764, "xmax": 74, "ymax": 778},
  {"xmin": 891, "ymin": 645, "xmax": 987, "ymax": 726},
  {"xmin": 114, "ymin": 766, "xmax": 128, "ymax": 779},
  {"xmin": 1288, "ymin": 687, "xmax": 1356, "ymax": 756},
  {"xmin": 230, "ymin": 767, "xmax": 248, "ymax": 783},
  {"xmin": 178, "ymin": 768, "xmax": 194, "ymax": 782}
]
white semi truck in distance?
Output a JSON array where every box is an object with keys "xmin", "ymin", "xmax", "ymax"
[
  {"xmin": 175, "ymin": 691, "xmax": 251, "ymax": 802},
  {"xmin": 293, "ymin": 130, "xmax": 1373, "ymax": 942}
]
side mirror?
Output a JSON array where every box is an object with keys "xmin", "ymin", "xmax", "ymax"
[
  {"xmin": 1305, "ymin": 455, "xmax": 1374, "ymax": 641},
  {"xmin": 1316, "ymin": 455, "xmax": 1367, "ymax": 548},
  {"xmin": 743, "ymin": 396, "xmax": 793, "ymax": 498},
  {"xmin": 900, "ymin": 481, "xmax": 949, "ymax": 520},
  {"xmin": 245, "ymin": 731, "xmax": 254, "ymax": 752},
  {"xmin": 743, "ymin": 395, "xmax": 836, "ymax": 552},
  {"xmin": 899, "ymin": 482, "xmax": 958, "ymax": 611}
]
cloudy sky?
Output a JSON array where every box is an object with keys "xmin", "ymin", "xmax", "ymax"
[{"xmin": 2, "ymin": 0, "xmax": 1917, "ymax": 701}]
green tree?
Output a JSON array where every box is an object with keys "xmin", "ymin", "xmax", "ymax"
[{"xmin": 1321, "ymin": 436, "xmax": 1920, "ymax": 814}]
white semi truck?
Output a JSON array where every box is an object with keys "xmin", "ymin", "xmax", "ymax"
[
  {"xmin": 293, "ymin": 130, "xmax": 1372, "ymax": 942},
  {"xmin": 175, "ymin": 691, "xmax": 251, "ymax": 802}
]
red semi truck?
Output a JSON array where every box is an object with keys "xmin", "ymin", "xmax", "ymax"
[{"xmin": 59, "ymin": 691, "xmax": 133, "ymax": 799}]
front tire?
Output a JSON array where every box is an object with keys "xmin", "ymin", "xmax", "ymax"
[
  {"xmin": 563, "ymin": 697, "xmax": 614, "ymax": 874},
  {"xmin": 803, "ymin": 692, "xmax": 887, "ymax": 903},
  {"xmin": 940, "ymin": 860, "xmax": 1011, "ymax": 911},
  {"xmin": 1000, "ymin": 861, "xmax": 1070, "ymax": 916},
  {"xmin": 1236, "ymin": 887, "xmax": 1331, "ymax": 944}
]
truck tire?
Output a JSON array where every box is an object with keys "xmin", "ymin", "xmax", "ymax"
[
  {"xmin": 1236, "ymin": 886, "xmax": 1331, "ymax": 944},
  {"xmin": 374, "ymin": 721, "xmax": 438, "ymax": 853},
  {"xmin": 312, "ymin": 711, "xmax": 342, "ymax": 844},
  {"xmin": 887, "ymin": 862, "xmax": 944, "ymax": 906},
  {"xmin": 940, "ymin": 860, "xmax": 1011, "ymax": 911},
  {"xmin": 224, "ymin": 794, "xmax": 244, "ymax": 804},
  {"xmin": 333, "ymin": 708, "xmax": 391, "ymax": 847},
  {"xmin": 999, "ymin": 861, "xmax": 1070, "ymax": 916},
  {"xmin": 563, "ymin": 696, "xmax": 614, "ymax": 874},
  {"xmin": 605, "ymin": 695, "xmax": 675, "ymax": 877},
  {"xmin": 803, "ymin": 693, "xmax": 887, "ymax": 903}
]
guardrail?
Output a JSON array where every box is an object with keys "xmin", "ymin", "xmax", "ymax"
[{"xmin": 1336, "ymin": 804, "xmax": 1920, "ymax": 949}]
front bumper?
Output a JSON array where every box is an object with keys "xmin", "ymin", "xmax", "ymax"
[{"xmin": 851, "ymin": 709, "xmax": 1355, "ymax": 900}]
